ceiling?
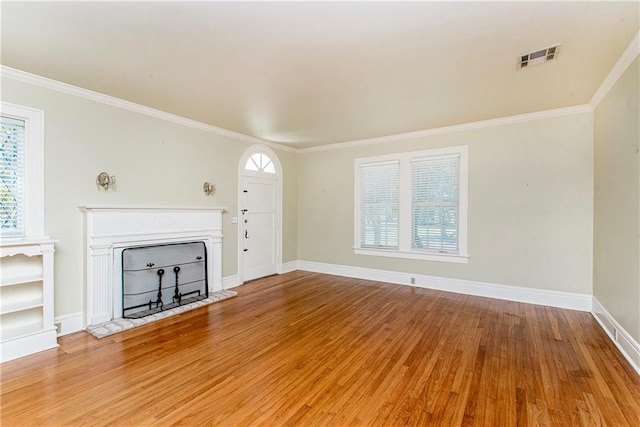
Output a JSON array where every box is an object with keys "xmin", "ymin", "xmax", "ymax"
[{"xmin": 1, "ymin": 1, "xmax": 638, "ymax": 149}]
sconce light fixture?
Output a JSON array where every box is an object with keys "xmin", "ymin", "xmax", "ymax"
[
  {"xmin": 96, "ymin": 172, "xmax": 116, "ymax": 190},
  {"xmin": 203, "ymin": 181, "xmax": 216, "ymax": 196}
]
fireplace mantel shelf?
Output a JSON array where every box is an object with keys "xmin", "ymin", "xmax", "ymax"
[{"xmin": 79, "ymin": 205, "xmax": 227, "ymax": 211}]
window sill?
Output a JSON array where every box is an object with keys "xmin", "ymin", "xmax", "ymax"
[{"xmin": 354, "ymin": 248, "xmax": 469, "ymax": 264}]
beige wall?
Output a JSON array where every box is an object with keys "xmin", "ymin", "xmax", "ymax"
[
  {"xmin": 593, "ymin": 57, "xmax": 640, "ymax": 341},
  {"xmin": 1, "ymin": 77, "xmax": 298, "ymax": 317},
  {"xmin": 298, "ymin": 113, "xmax": 594, "ymax": 294}
]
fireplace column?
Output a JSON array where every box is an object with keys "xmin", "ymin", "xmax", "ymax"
[{"xmin": 86, "ymin": 243, "xmax": 113, "ymax": 325}]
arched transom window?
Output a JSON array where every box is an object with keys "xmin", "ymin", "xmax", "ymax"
[{"xmin": 245, "ymin": 152, "xmax": 276, "ymax": 174}]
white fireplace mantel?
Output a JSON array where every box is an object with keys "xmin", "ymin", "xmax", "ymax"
[{"xmin": 80, "ymin": 205, "xmax": 225, "ymax": 327}]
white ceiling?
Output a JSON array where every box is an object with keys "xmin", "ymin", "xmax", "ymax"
[{"xmin": 1, "ymin": 1, "xmax": 638, "ymax": 148}]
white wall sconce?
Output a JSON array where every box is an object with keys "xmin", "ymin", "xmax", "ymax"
[
  {"xmin": 96, "ymin": 172, "xmax": 116, "ymax": 190},
  {"xmin": 203, "ymin": 181, "xmax": 216, "ymax": 196}
]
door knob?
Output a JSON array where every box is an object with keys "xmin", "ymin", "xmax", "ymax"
[{"xmin": 245, "ymin": 230, "xmax": 248, "ymax": 238}]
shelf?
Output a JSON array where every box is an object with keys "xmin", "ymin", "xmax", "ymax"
[
  {"xmin": 1, "ymin": 298, "xmax": 44, "ymax": 315},
  {"xmin": 0, "ymin": 274, "xmax": 43, "ymax": 287},
  {"xmin": 1, "ymin": 281, "xmax": 43, "ymax": 314},
  {"xmin": 0, "ymin": 237, "xmax": 56, "ymax": 257},
  {"xmin": 1, "ymin": 255, "xmax": 43, "ymax": 282}
]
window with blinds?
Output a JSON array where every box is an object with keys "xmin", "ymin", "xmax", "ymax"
[
  {"xmin": 1, "ymin": 116, "xmax": 25, "ymax": 236},
  {"xmin": 411, "ymin": 155, "xmax": 459, "ymax": 253},
  {"xmin": 354, "ymin": 146, "xmax": 468, "ymax": 263},
  {"xmin": 359, "ymin": 161, "xmax": 399, "ymax": 248}
]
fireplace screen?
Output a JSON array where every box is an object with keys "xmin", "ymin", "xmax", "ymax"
[{"xmin": 122, "ymin": 241, "xmax": 208, "ymax": 319}]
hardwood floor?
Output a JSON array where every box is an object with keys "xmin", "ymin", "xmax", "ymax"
[{"xmin": 1, "ymin": 271, "xmax": 639, "ymax": 426}]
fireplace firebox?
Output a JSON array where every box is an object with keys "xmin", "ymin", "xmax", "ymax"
[{"xmin": 122, "ymin": 241, "xmax": 208, "ymax": 319}]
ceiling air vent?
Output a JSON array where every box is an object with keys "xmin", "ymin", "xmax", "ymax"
[{"xmin": 517, "ymin": 44, "xmax": 560, "ymax": 69}]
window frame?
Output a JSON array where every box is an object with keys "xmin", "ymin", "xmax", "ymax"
[
  {"xmin": 0, "ymin": 102, "xmax": 45, "ymax": 240},
  {"xmin": 245, "ymin": 152, "xmax": 277, "ymax": 174},
  {"xmin": 354, "ymin": 145, "xmax": 469, "ymax": 264}
]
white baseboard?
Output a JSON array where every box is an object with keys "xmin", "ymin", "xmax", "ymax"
[
  {"xmin": 227, "ymin": 262, "xmax": 299, "ymax": 289},
  {"xmin": 279, "ymin": 261, "xmax": 299, "ymax": 274},
  {"xmin": 223, "ymin": 274, "xmax": 240, "ymax": 289},
  {"xmin": 592, "ymin": 297, "xmax": 640, "ymax": 375},
  {"xmin": 296, "ymin": 260, "xmax": 592, "ymax": 312},
  {"xmin": 54, "ymin": 312, "xmax": 84, "ymax": 336},
  {"xmin": 1, "ymin": 328, "xmax": 58, "ymax": 363}
]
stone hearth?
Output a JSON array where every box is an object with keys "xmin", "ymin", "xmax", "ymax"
[{"xmin": 86, "ymin": 289, "xmax": 237, "ymax": 338}]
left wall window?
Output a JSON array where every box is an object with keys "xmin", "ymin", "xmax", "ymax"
[{"xmin": 0, "ymin": 103, "xmax": 45, "ymax": 238}]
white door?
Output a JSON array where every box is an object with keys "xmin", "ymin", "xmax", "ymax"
[{"xmin": 241, "ymin": 175, "xmax": 278, "ymax": 281}]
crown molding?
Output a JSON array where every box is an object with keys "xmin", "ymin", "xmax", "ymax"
[
  {"xmin": 589, "ymin": 31, "xmax": 640, "ymax": 109},
  {"xmin": 2, "ymin": 65, "xmax": 595, "ymax": 155},
  {"xmin": 298, "ymin": 104, "xmax": 593, "ymax": 153},
  {"xmin": 0, "ymin": 65, "xmax": 297, "ymax": 153}
]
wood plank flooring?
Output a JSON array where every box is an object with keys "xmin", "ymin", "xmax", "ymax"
[{"xmin": 1, "ymin": 271, "xmax": 639, "ymax": 426}]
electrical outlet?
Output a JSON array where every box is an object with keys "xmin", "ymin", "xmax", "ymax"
[{"xmin": 410, "ymin": 277, "xmax": 416, "ymax": 285}]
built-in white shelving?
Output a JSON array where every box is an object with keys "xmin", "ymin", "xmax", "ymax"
[{"xmin": 1, "ymin": 238, "xmax": 58, "ymax": 363}]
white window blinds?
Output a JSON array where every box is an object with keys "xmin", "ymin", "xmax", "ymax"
[
  {"xmin": 0, "ymin": 116, "xmax": 25, "ymax": 236},
  {"xmin": 411, "ymin": 154, "xmax": 460, "ymax": 253},
  {"xmin": 354, "ymin": 145, "xmax": 467, "ymax": 263},
  {"xmin": 360, "ymin": 161, "xmax": 399, "ymax": 248}
]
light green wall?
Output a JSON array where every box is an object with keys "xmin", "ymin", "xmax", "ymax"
[
  {"xmin": 2, "ymin": 74, "xmax": 599, "ymax": 321},
  {"xmin": 1, "ymin": 77, "xmax": 298, "ymax": 317},
  {"xmin": 279, "ymin": 151, "xmax": 299, "ymax": 265},
  {"xmin": 593, "ymin": 57, "xmax": 640, "ymax": 341},
  {"xmin": 298, "ymin": 113, "xmax": 594, "ymax": 294}
]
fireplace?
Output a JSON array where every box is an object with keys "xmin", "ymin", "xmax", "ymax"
[
  {"xmin": 81, "ymin": 206, "xmax": 224, "ymax": 327},
  {"xmin": 122, "ymin": 241, "xmax": 208, "ymax": 319}
]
